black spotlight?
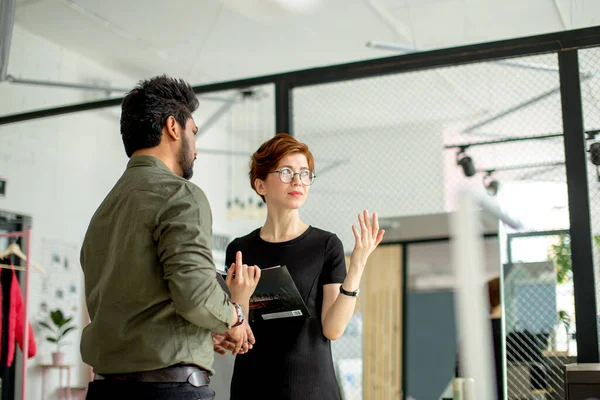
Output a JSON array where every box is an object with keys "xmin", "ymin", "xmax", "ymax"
[
  {"xmin": 456, "ymin": 149, "xmax": 476, "ymax": 177},
  {"xmin": 590, "ymin": 142, "xmax": 600, "ymax": 166},
  {"xmin": 589, "ymin": 142, "xmax": 600, "ymax": 182},
  {"xmin": 483, "ymin": 171, "xmax": 500, "ymax": 196}
]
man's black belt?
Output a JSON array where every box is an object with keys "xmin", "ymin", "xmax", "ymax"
[{"xmin": 94, "ymin": 365, "xmax": 210, "ymax": 387}]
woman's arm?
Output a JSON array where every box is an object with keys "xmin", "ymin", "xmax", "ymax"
[
  {"xmin": 321, "ymin": 274, "xmax": 360, "ymax": 340},
  {"xmin": 321, "ymin": 210, "xmax": 384, "ymax": 340}
]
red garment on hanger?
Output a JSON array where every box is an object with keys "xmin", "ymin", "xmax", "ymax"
[{"xmin": 5, "ymin": 268, "xmax": 36, "ymax": 366}]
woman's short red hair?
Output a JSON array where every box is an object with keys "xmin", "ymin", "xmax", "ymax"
[{"xmin": 250, "ymin": 133, "xmax": 315, "ymax": 201}]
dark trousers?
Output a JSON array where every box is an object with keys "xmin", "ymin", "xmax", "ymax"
[{"xmin": 86, "ymin": 380, "xmax": 216, "ymax": 400}]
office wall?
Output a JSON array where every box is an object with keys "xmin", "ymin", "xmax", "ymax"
[{"xmin": 0, "ymin": 25, "xmax": 134, "ymax": 399}]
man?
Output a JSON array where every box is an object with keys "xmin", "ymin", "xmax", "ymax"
[{"xmin": 81, "ymin": 75, "xmax": 259, "ymax": 400}]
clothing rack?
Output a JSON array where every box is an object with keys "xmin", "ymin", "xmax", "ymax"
[{"xmin": 0, "ymin": 228, "xmax": 32, "ymax": 400}]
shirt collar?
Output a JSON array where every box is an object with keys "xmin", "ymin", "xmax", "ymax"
[{"xmin": 127, "ymin": 155, "xmax": 172, "ymax": 173}]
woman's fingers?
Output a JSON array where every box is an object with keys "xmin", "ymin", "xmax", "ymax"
[
  {"xmin": 375, "ymin": 229, "xmax": 385, "ymax": 246},
  {"xmin": 253, "ymin": 265, "xmax": 261, "ymax": 285},
  {"xmin": 354, "ymin": 210, "xmax": 386, "ymax": 249},
  {"xmin": 359, "ymin": 212, "xmax": 368, "ymax": 242},
  {"xmin": 363, "ymin": 210, "xmax": 371, "ymax": 232},
  {"xmin": 351, "ymin": 224, "xmax": 360, "ymax": 244},
  {"xmin": 372, "ymin": 212, "xmax": 379, "ymax": 238}
]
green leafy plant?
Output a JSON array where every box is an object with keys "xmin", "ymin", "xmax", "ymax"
[
  {"xmin": 39, "ymin": 309, "xmax": 76, "ymax": 353},
  {"xmin": 550, "ymin": 234, "xmax": 572, "ymax": 284},
  {"xmin": 558, "ymin": 309, "xmax": 572, "ymax": 352},
  {"xmin": 558, "ymin": 310, "xmax": 571, "ymax": 337}
]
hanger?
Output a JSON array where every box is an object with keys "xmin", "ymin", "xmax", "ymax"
[
  {"xmin": 0, "ymin": 242, "xmax": 45, "ymax": 274},
  {"xmin": 0, "ymin": 263, "xmax": 25, "ymax": 271}
]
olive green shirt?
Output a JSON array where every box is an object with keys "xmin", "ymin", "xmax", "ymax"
[{"xmin": 80, "ymin": 155, "xmax": 232, "ymax": 375}]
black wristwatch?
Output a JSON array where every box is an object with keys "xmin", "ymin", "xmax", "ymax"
[
  {"xmin": 340, "ymin": 285, "xmax": 360, "ymax": 297},
  {"xmin": 231, "ymin": 302, "xmax": 245, "ymax": 327}
]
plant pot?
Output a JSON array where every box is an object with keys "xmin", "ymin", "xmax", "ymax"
[{"xmin": 52, "ymin": 352, "xmax": 65, "ymax": 365}]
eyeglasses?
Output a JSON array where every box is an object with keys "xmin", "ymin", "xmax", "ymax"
[{"xmin": 269, "ymin": 167, "xmax": 316, "ymax": 186}]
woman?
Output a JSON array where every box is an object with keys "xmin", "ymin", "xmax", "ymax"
[{"xmin": 226, "ymin": 133, "xmax": 384, "ymax": 400}]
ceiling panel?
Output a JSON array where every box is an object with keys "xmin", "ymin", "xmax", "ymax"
[
  {"xmin": 71, "ymin": 0, "xmax": 223, "ymax": 50},
  {"xmin": 14, "ymin": 0, "xmax": 216, "ymax": 81},
  {"xmin": 10, "ymin": 0, "xmax": 600, "ymax": 87}
]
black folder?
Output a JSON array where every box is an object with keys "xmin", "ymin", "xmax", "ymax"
[{"xmin": 217, "ymin": 265, "xmax": 310, "ymax": 322}]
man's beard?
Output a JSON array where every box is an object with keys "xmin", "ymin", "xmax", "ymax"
[{"xmin": 178, "ymin": 134, "xmax": 195, "ymax": 180}]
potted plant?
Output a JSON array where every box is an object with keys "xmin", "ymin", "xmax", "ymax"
[
  {"xmin": 558, "ymin": 309, "xmax": 572, "ymax": 353},
  {"xmin": 39, "ymin": 309, "xmax": 76, "ymax": 365}
]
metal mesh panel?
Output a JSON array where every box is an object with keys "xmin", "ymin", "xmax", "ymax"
[
  {"xmin": 505, "ymin": 233, "xmax": 576, "ymax": 400},
  {"xmin": 578, "ymin": 47, "xmax": 600, "ymax": 357},
  {"xmin": 293, "ymin": 54, "xmax": 567, "ymax": 253},
  {"xmin": 293, "ymin": 53, "xmax": 574, "ymax": 399}
]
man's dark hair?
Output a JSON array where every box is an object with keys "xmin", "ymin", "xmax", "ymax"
[{"xmin": 120, "ymin": 75, "xmax": 199, "ymax": 157}]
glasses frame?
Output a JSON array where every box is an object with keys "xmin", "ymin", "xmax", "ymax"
[{"xmin": 269, "ymin": 167, "xmax": 316, "ymax": 186}]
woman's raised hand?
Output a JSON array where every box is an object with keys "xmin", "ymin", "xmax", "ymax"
[{"xmin": 349, "ymin": 210, "xmax": 385, "ymax": 271}]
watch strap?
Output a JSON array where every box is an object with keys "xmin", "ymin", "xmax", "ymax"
[
  {"xmin": 231, "ymin": 302, "xmax": 245, "ymax": 327},
  {"xmin": 340, "ymin": 285, "xmax": 360, "ymax": 297}
]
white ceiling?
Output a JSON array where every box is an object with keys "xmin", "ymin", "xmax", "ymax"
[{"xmin": 11, "ymin": 0, "xmax": 600, "ymax": 86}]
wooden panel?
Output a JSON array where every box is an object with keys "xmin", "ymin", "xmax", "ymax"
[{"xmin": 363, "ymin": 244, "xmax": 403, "ymax": 400}]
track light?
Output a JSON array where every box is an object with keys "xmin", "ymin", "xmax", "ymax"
[
  {"xmin": 590, "ymin": 142, "xmax": 600, "ymax": 166},
  {"xmin": 589, "ymin": 142, "xmax": 600, "ymax": 182},
  {"xmin": 483, "ymin": 171, "xmax": 500, "ymax": 196},
  {"xmin": 456, "ymin": 148, "xmax": 476, "ymax": 177}
]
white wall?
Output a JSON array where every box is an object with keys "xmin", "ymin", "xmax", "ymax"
[{"xmin": 0, "ymin": 25, "xmax": 133, "ymax": 399}]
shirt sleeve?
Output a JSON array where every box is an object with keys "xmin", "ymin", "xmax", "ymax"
[
  {"xmin": 322, "ymin": 234, "xmax": 347, "ymax": 285},
  {"xmin": 154, "ymin": 183, "xmax": 232, "ymax": 333}
]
